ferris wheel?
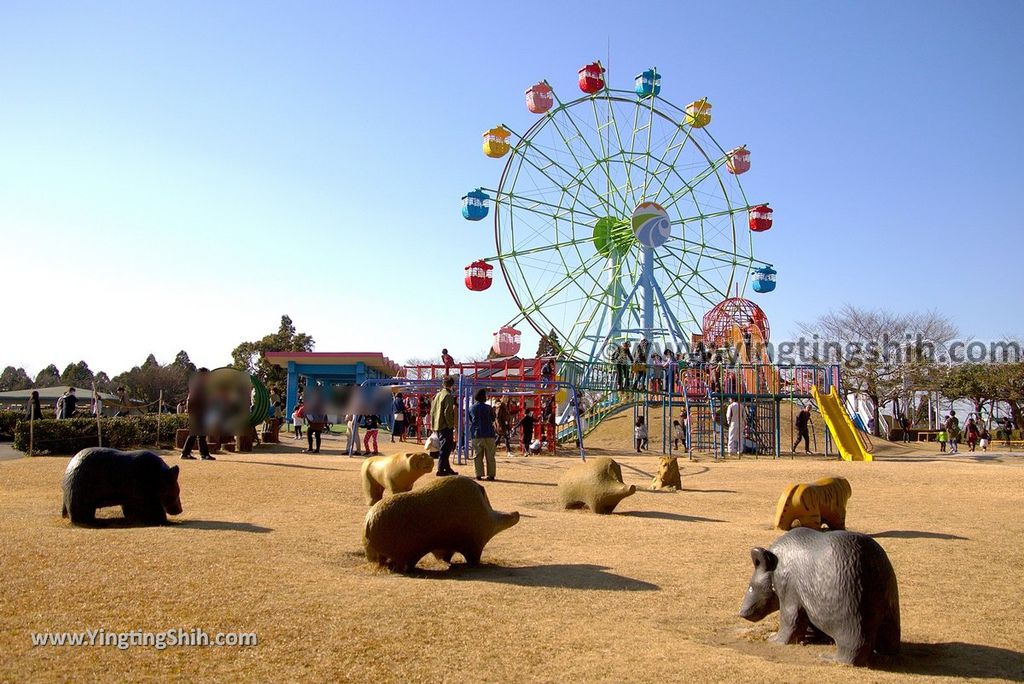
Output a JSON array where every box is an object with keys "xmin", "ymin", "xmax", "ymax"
[{"xmin": 462, "ymin": 62, "xmax": 777, "ymax": 362}]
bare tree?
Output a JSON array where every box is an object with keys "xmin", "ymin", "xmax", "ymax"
[{"xmin": 798, "ymin": 305, "xmax": 957, "ymax": 436}]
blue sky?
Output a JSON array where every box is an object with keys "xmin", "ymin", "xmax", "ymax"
[{"xmin": 1, "ymin": 0, "xmax": 1021, "ymax": 376}]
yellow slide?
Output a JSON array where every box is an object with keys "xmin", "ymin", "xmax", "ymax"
[{"xmin": 811, "ymin": 385, "xmax": 873, "ymax": 462}]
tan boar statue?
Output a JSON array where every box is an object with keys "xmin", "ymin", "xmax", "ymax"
[
  {"xmin": 363, "ymin": 476, "xmax": 519, "ymax": 573},
  {"xmin": 559, "ymin": 457, "xmax": 636, "ymax": 514},
  {"xmin": 360, "ymin": 452, "xmax": 434, "ymax": 505}
]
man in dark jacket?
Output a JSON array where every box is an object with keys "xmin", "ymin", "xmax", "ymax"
[
  {"xmin": 181, "ymin": 368, "xmax": 213, "ymax": 460},
  {"xmin": 468, "ymin": 389, "xmax": 498, "ymax": 481},
  {"xmin": 61, "ymin": 388, "xmax": 78, "ymax": 419}
]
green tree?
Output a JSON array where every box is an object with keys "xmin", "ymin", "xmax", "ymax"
[
  {"xmin": 537, "ymin": 329, "xmax": 562, "ymax": 358},
  {"xmin": 231, "ymin": 315, "xmax": 314, "ymax": 387},
  {"xmin": 110, "ymin": 353, "xmax": 193, "ymax": 406},
  {"xmin": 939, "ymin": 363, "xmax": 999, "ymax": 419},
  {"xmin": 59, "ymin": 361, "xmax": 95, "ymax": 389},
  {"xmin": 0, "ymin": 366, "xmax": 32, "ymax": 391},
  {"xmin": 34, "ymin": 364, "xmax": 61, "ymax": 387},
  {"xmin": 172, "ymin": 350, "xmax": 196, "ymax": 373},
  {"xmin": 990, "ymin": 362, "xmax": 1024, "ymax": 430}
]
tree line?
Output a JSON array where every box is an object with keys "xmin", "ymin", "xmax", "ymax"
[{"xmin": 0, "ymin": 315, "xmax": 315, "ymax": 405}]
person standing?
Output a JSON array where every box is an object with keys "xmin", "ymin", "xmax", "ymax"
[
  {"xmin": 901, "ymin": 416, "xmax": 912, "ymax": 443},
  {"xmin": 441, "ymin": 348, "xmax": 455, "ymax": 376},
  {"xmin": 344, "ymin": 411, "xmax": 362, "ymax": 456},
  {"xmin": 25, "ymin": 390, "xmax": 43, "ymax": 421},
  {"xmin": 292, "ymin": 400, "xmax": 305, "ymax": 440},
  {"xmin": 613, "ymin": 341, "xmax": 632, "ymax": 391},
  {"xmin": 391, "ymin": 392, "xmax": 407, "ymax": 443},
  {"xmin": 468, "ymin": 389, "xmax": 497, "ymax": 481},
  {"xmin": 515, "ymin": 408, "xmax": 535, "ymax": 456},
  {"xmin": 305, "ymin": 393, "xmax": 327, "ymax": 454},
  {"xmin": 664, "ymin": 348, "xmax": 677, "ymax": 395},
  {"xmin": 180, "ymin": 369, "xmax": 213, "ymax": 460},
  {"xmin": 91, "ymin": 390, "xmax": 103, "ymax": 418},
  {"xmin": 964, "ymin": 417, "xmax": 980, "ymax": 452},
  {"xmin": 496, "ymin": 397, "xmax": 513, "ymax": 455},
  {"xmin": 539, "ymin": 358, "xmax": 555, "ymax": 388},
  {"xmin": 649, "ymin": 351, "xmax": 663, "ymax": 393},
  {"xmin": 430, "ymin": 376, "xmax": 458, "ymax": 476},
  {"xmin": 363, "ymin": 414, "xmax": 380, "ymax": 455},
  {"xmin": 633, "ymin": 338, "xmax": 650, "ymax": 390},
  {"xmin": 672, "ymin": 420, "xmax": 685, "ymax": 451},
  {"xmin": 726, "ymin": 397, "xmax": 744, "ymax": 455},
  {"xmin": 792, "ymin": 405, "xmax": 812, "ymax": 454},
  {"xmin": 945, "ymin": 410, "xmax": 960, "ymax": 454},
  {"xmin": 540, "ymin": 396, "xmax": 556, "ymax": 447},
  {"xmin": 61, "ymin": 388, "xmax": 78, "ymax": 419},
  {"xmin": 937, "ymin": 425, "xmax": 947, "ymax": 452},
  {"xmin": 979, "ymin": 426, "xmax": 990, "ymax": 452},
  {"xmin": 634, "ymin": 415, "xmax": 648, "ymax": 453},
  {"xmin": 114, "ymin": 386, "xmax": 132, "ymax": 417}
]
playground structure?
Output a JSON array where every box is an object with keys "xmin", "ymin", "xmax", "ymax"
[
  {"xmin": 449, "ymin": 59, "xmax": 870, "ymax": 460},
  {"xmin": 257, "ymin": 60, "xmax": 870, "ymax": 461}
]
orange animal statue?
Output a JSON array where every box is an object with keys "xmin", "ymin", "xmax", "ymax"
[{"xmin": 773, "ymin": 477, "xmax": 852, "ymax": 531}]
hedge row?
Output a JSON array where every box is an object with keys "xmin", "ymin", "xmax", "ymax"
[
  {"xmin": 0, "ymin": 411, "xmax": 20, "ymax": 440},
  {"xmin": 13, "ymin": 414, "xmax": 191, "ymax": 455}
]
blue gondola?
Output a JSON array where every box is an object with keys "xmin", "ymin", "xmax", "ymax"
[
  {"xmin": 752, "ymin": 266, "xmax": 777, "ymax": 293},
  {"xmin": 462, "ymin": 188, "xmax": 490, "ymax": 221},
  {"xmin": 635, "ymin": 68, "xmax": 661, "ymax": 98}
]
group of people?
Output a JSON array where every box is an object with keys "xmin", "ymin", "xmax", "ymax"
[
  {"xmin": 610, "ymin": 338, "xmax": 727, "ymax": 395},
  {"xmin": 635, "ymin": 412, "xmax": 693, "ymax": 453},
  {"xmin": 23, "ymin": 385, "xmax": 139, "ymax": 421},
  {"xmin": 420, "ymin": 379, "xmax": 559, "ymax": 480},
  {"xmin": 937, "ymin": 411, "xmax": 991, "ymax": 454}
]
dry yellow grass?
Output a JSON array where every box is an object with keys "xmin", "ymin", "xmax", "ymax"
[{"xmin": 1, "ymin": 426, "xmax": 1022, "ymax": 683}]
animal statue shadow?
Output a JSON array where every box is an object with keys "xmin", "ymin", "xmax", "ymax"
[
  {"xmin": 61, "ymin": 448, "xmax": 182, "ymax": 527},
  {"xmin": 739, "ymin": 527, "xmax": 901, "ymax": 666},
  {"xmin": 363, "ymin": 476, "xmax": 519, "ymax": 573},
  {"xmin": 559, "ymin": 457, "xmax": 636, "ymax": 514}
]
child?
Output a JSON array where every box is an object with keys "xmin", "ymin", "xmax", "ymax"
[
  {"xmin": 516, "ymin": 409, "xmax": 535, "ymax": 456},
  {"xmin": 979, "ymin": 427, "xmax": 990, "ymax": 452},
  {"xmin": 672, "ymin": 419, "xmax": 685, "ymax": 450},
  {"xmin": 424, "ymin": 431, "xmax": 441, "ymax": 460},
  {"xmin": 635, "ymin": 415, "xmax": 648, "ymax": 453},
  {"xmin": 292, "ymin": 402, "xmax": 305, "ymax": 440},
  {"xmin": 362, "ymin": 414, "xmax": 380, "ymax": 455},
  {"xmin": 937, "ymin": 428, "xmax": 947, "ymax": 453}
]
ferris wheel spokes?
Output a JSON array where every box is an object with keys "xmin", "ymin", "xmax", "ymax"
[
  {"xmin": 466, "ymin": 62, "xmax": 774, "ymax": 363},
  {"xmin": 502, "ymin": 121, "xmax": 619, "ymax": 218}
]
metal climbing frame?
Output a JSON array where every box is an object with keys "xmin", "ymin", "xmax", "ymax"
[
  {"xmin": 458, "ymin": 378, "xmax": 586, "ymax": 462},
  {"xmin": 362, "ymin": 376, "xmax": 587, "ymax": 464}
]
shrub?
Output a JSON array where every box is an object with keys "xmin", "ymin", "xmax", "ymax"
[
  {"xmin": 13, "ymin": 414, "xmax": 191, "ymax": 455},
  {"xmin": 0, "ymin": 410, "xmax": 21, "ymax": 441}
]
